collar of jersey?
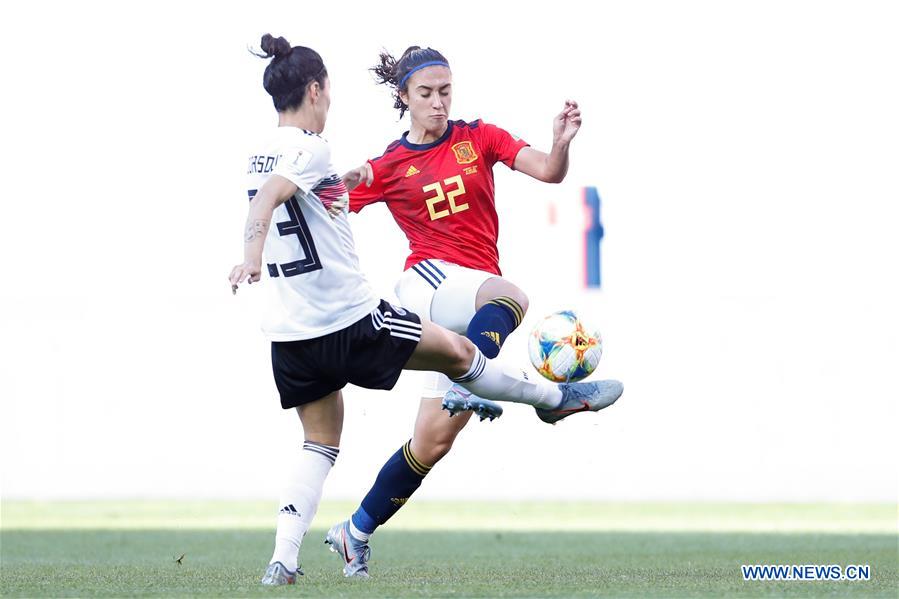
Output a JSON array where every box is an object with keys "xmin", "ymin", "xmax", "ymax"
[{"xmin": 400, "ymin": 120, "xmax": 454, "ymax": 151}]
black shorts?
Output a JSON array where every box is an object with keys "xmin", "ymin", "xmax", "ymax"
[{"xmin": 271, "ymin": 299, "xmax": 422, "ymax": 409}]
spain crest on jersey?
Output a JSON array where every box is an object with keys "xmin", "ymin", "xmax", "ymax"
[{"xmin": 451, "ymin": 141, "xmax": 478, "ymax": 164}]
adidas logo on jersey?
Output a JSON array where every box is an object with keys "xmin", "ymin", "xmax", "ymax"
[
  {"xmin": 279, "ymin": 504, "xmax": 301, "ymax": 517},
  {"xmin": 390, "ymin": 497, "xmax": 409, "ymax": 507},
  {"xmin": 405, "ymin": 165, "xmax": 420, "ymax": 177},
  {"xmin": 481, "ymin": 331, "xmax": 501, "ymax": 348}
]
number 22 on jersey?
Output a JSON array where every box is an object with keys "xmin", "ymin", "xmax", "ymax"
[{"xmin": 423, "ymin": 175, "xmax": 468, "ymax": 221}]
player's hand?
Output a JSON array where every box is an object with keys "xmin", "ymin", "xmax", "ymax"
[
  {"xmin": 229, "ymin": 261, "xmax": 262, "ymax": 295},
  {"xmin": 341, "ymin": 163, "xmax": 373, "ymax": 192},
  {"xmin": 552, "ymin": 100, "xmax": 582, "ymax": 144},
  {"xmin": 326, "ymin": 196, "xmax": 347, "ymax": 219}
]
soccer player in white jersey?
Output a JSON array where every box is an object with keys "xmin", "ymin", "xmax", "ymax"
[{"xmin": 230, "ymin": 34, "xmax": 624, "ymax": 586}]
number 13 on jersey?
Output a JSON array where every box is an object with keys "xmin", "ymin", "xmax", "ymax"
[{"xmin": 423, "ymin": 175, "xmax": 468, "ymax": 221}]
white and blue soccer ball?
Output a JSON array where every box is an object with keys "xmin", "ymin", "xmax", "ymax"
[{"xmin": 528, "ymin": 310, "xmax": 602, "ymax": 382}]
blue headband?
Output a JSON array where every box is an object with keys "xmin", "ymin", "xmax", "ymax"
[{"xmin": 399, "ymin": 61, "xmax": 450, "ymax": 88}]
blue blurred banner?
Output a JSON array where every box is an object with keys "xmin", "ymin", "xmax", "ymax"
[{"xmin": 584, "ymin": 187, "xmax": 604, "ymax": 288}]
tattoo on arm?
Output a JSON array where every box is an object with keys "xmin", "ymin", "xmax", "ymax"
[{"xmin": 244, "ymin": 219, "xmax": 269, "ymax": 243}]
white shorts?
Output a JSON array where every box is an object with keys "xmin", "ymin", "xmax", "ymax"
[{"xmin": 395, "ymin": 259, "xmax": 494, "ymax": 397}]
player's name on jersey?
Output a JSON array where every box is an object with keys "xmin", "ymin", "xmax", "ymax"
[{"xmin": 248, "ymin": 154, "xmax": 281, "ymax": 175}]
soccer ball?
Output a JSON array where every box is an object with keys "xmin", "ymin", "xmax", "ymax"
[{"xmin": 528, "ymin": 310, "xmax": 602, "ymax": 382}]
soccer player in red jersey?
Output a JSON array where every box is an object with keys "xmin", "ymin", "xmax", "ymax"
[{"xmin": 324, "ymin": 47, "xmax": 619, "ymax": 577}]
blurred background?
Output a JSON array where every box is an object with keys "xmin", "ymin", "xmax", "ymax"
[{"xmin": 1, "ymin": 0, "xmax": 897, "ymax": 504}]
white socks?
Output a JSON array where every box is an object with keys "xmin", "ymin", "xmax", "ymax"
[
  {"xmin": 451, "ymin": 349, "xmax": 563, "ymax": 409},
  {"xmin": 349, "ymin": 519, "xmax": 371, "ymax": 542},
  {"xmin": 269, "ymin": 441, "xmax": 339, "ymax": 572}
]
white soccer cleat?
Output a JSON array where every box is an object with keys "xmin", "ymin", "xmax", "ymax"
[
  {"xmin": 535, "ymin": 379, "xmax": 624, "ymax": 424},
  {"xmin": 260, "ymin": 561, "xmax": 301, "ymax": 585},
  {"xmin": 441, "ymin": 386, "xmax": 504, "ymax": 421},
  {"xmin": 324, "ymin": 520, "xmax": 372, "ymax": 578}
]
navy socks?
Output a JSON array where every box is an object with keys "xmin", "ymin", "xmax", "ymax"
[
  {"xmin": 465, "ymin": 296, "xmax": 523, "ymax": 358},
  {"xmin": 351, "ymin": 440, "xmax": 431, "ymax": 535}
]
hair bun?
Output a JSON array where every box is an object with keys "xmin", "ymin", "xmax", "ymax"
[
  {"xmin": 260, "ymin": 33, "xmax": 291, "ymax": 59},
  {"xmin": 401, "ymin": 46, "xmax": 422, "ymax": 58}
]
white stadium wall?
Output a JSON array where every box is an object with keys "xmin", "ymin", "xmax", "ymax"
[{"xmin": 1, "ymin": 0, "xmax": 897, "ymax": 502}]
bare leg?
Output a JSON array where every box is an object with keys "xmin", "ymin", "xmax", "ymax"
[
  {"xmin": 409, "ymin": 398, "xmax": 472, "ymax": 465},
  {"xmin": 404, "ymin": 319, "xmax": 475, "ymax": 377},
  {"xmin": 296, "ymin": 389, "xmax": 343, "ymax": 446}
]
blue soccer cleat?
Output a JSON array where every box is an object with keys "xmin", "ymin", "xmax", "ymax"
[
  {"xmin": 441, "ymin": 385, "xmax": 503, "ymax": 421},
  {"xmin": 535, "ymin": 379, "xmax": 624, "ymax": 424},
  {"xmin": 260, "ymin": 561, "xmax": 301, "ymax": 585},
  {"xmin": 325, "ymin": 520, "xmax": 372, "ymax": 578}
]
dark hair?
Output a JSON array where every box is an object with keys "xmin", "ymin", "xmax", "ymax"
[
  {"xmin": 253, "ymin": 34, "xmax": 328, "ymax": 112},
  {"xmin": 371, "ymin": 46, "xmax": 450, "ymax": 118}
]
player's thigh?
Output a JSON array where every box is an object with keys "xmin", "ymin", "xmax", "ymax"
[
  {"xmin": 410, "ymin": 397, "xmax": 473, "ymax": 464},
  {"xmin": 398, "ymin": 261, "xmax": 499, "ymax": 396},
  {"xmin": 474, "ymin": 277, "xmax": 530, "ymax": 314},
  {"xmin": 397, "ymin": 268, "xmax": 448, "ymax": 398},
  {"xmin": 404, "ymin": 318, "xmax": 473, "ymax": 378},
  {"xmin": 416, "ymin": 275, "xmax": 528, "ymax": 400},
  {"xmin": 429, "ymin": 262, "xmax": 494, "ymax": 333},
  {"xmin": 296, "ymin": 389, "xmax": 344, "ymax": 447}
]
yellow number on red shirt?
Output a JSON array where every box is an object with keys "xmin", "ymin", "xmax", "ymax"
[
  {"xmin": 424, "ymin": 175, "xmax": 468, "ymax": 221},
  {"xmin": 423, "ymin": 182, "xmax": 448, "ymax": 220},
  {"xmin": 444, "ymin": 175, "xmax": 469, "ymax": 215}
]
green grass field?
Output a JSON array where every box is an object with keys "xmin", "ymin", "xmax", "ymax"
[{"xmin": 2, "ymin": 501, "xmax": 896, "ymax": 597}]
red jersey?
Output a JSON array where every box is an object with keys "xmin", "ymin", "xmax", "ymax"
[{"xmin": 349, "ymin": 119, "xmax": 528, "ymax": 275}]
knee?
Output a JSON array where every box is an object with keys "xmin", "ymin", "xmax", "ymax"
[
  {"xmin": 499, "ymin": 287, "xmax": 529, "ymax": 322},
  {"xmin": 449, "ymin": 335, "xmax": 476, "ymax": 377},
  {"xmin": 511, "ymin": 291, "xmax": 529, "ymax": 317},
  {"xmin": 477, "ymin": 279, "xmax": 529, "ymax": 321}
]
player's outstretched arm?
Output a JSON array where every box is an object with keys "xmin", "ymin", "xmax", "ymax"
[
  {"xmin": 229, "ymin": 174, "xmax": 298, "ymax": 294},
  {"xmin": 513, "ymin": 99, "xmax": 582, "ymax": 184}
]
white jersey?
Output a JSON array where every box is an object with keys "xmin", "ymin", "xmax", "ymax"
[{"xmin": 246, "ymin": 127, "xmax": 378, "ymax": 341}]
